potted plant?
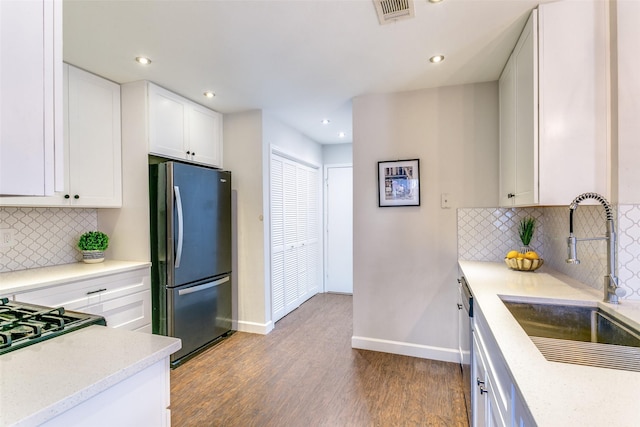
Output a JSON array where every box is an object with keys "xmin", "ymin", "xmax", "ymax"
[
  {"xmin": 518, "ymin": 217, "xmax": 536, "ymax": 253},
  {"xmin": 77, "ymin": 231, "xmax": 109, "ymax": 263}
]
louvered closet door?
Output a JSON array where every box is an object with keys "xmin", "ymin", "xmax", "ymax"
[
  {"xmin": 271, "ymin": 157, "xmax": 286, "ymax": 321},
  {"xmin": 306, "ymin": 167, "xmax": 320, "ymax": 296},
  {"xmin": 271, "ymin": 154, "xmax": 320, "ymax": 323}
]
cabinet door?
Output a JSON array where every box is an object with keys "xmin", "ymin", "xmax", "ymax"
[
  {"xmin": 188, "ymin": 104, "xmax": 223, "ymax": 167},
  {"xmin": 513, "ymin": 12, "xmax": 537, "ymax": 206},
  {"xmin": 499, "ymin": 11, "xmax": 536, "ymax": 207},
  {"xmin": 498, "ymin": 56, "xmax": 516, "ymax": 207},
  {"xmin": 472, "ymin": 337, "xmax": 488, "ymax": 427},
  {"xmin": 0, "ymin": 0, "xmax": 60, "ymax": 197},
  {"xmin": 67, "ymin": 65, "xmax": 122, "ymax": 207},
  {"xmin": 148, "ymin": 84, "xmax": 188, "ymax": 160},
  {"xmin": 538, "ymin": 0, "xmax": 608, "ymax": 204}
]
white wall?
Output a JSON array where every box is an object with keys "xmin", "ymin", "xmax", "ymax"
[
  {"xmin": 98, "ymin": 81, "xmax": 150, "ymax": 262},
  {"xmin": 352, "ymin": 82, "xmax": 499, "ymax": 362},
  {"xmin": 223, "ymin": 110, "xmax": 323, "ymax": 334},
  {"xmin": 263, "ymin": 113, "xmax": 323, "ymax": 166},
  {"xmin": 323, "ymin": 143, "xmax": 353, "ymax": 165},
  {"xmin": 223, "ymin": 110, "xmax": 269, "ymax": 333}
]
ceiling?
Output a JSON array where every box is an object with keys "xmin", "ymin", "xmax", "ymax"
[{"xmin": 63, "ymin": 0, "xmax": 550, "ymax": 145}]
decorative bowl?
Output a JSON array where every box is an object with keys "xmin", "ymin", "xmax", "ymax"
[{"xmin": 504, "ymin": 257, "xmax": 544, "ymax": 272}]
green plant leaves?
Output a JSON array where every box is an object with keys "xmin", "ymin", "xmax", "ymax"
[
  {"xmin": 518, "ymin": 218, "xmax": 536, "ymax": 246},
  {"xmin": 77, "ymin": 231, "xmax": 109, "ymax": 251}
]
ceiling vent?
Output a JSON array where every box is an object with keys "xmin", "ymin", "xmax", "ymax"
[{"xmin": 373, "ymin": 0, "xmax": 415, "ymax": 25}]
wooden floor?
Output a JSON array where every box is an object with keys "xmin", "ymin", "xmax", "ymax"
[{"xmin": 170, "ymin": 293, "xmax": 468, "ymax": 427}]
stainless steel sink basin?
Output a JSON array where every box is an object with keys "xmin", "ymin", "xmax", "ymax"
[{"xmin": 501, "ymin": 299, "xmax": 640, "ymax": 372}]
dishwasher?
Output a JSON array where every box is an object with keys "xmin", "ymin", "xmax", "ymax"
[{"xmin": 457, "ymin": 276, "xmax": 473, "ymax": 426}]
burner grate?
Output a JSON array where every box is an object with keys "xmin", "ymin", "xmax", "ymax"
[{"xmin": 0, "ymin": 297, "xmax": 106, "ymax": 354}]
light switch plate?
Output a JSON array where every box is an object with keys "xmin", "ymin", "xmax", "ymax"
[{"xmin": 441, "ymin": 193, "xmax": 452, "ymax": 209}]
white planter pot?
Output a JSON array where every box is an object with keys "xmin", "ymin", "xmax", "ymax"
[{"xmin": 82, "ymin": 250, "xmax": 105, "ymax": 264}]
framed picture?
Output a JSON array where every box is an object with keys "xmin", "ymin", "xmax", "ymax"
[{"xmin": 378, "ymin": 159, "xmax": 420, "ymax": 207}]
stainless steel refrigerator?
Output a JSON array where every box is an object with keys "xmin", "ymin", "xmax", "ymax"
[{"xmin": 149, "ymin": 161, "xmax": 232, "ymax": 366}]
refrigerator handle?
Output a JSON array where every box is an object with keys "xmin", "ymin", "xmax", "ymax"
[{"xmin": 174, "ymin": 185, "xmax": 184, "ymax": 268}]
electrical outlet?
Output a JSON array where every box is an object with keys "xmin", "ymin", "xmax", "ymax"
[{"xmin": 0, "ymin": 229, "xmax": 16, "ymax": 248}]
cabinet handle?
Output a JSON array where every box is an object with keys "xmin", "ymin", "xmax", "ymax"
[
  {"xmin": 86, "ymin": 288, "xmax": 107, "ymax": 295},
  {"xmin": 64, "ymin": 194, "xmax": 70, "ymax": 199},
  {"xmin": 507, "ymin": 193, "xmax": 515, "ymax": 198},
  {"xmin": 476, "ymin": 378, "xmax": 489, "ymax": 395},
  {"xmin": 457, "ymin": 303, "xmax": 463, "ymax": 310},
  {"xmin": 191, "ymin": 152, "xmax": 195, "ymax": 156},
  {"xmin": 74, "ymin": 195, "xmax": 80, "ymax": 199},
  {"xmin": 186, "ymin": 151, "xmax": 191, "ymax": 155}
]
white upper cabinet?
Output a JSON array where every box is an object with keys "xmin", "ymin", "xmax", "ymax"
[
  {"xmin": 0, "ymin": 0, "xmax": 62, "ymax": 196},
  {"xmin": 0, "ymin": 64, "xmax": 122, "ymax": 207},
  {"xmin": 64, "ymin": 64, "xmax": 122, "ymax": 207},
  {"xmin": 148, "ymin": 83, "xmax": 223, "ymax": 168},
  {"xmin": 499, "ymin": 0, "xmax": 608, "ymax": 207}
]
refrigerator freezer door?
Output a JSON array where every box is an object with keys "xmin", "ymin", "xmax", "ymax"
[
  {"xmin": 168, "ymin": 274, "xmax": 232, "ymax": 364},
  {"xmin": 169, "ymin": 162, "xmax": 232, "ymax": 287}
]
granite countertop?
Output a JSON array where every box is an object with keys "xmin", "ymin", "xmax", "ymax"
[
  {"xmin": 459, "ymin": 260, "xmax": 640, "ymax": 427},
  {"xmin": 0, "ymin": 325, "xmax": 181, "ymax": 427},
  {"xmin": 0, "ymin": 260, "xmax": 152, "ymax": 297}
]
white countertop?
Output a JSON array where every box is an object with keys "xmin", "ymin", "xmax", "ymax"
[
  {"xmin": 0, "ymin": 260, "xmax": 151, "ymax": 297},
  {"xmin": 0, "ymin": 325, "xmax": 181, "ymax": 427},
  {"xmin": 459, "ymin": 261, "xmax": 640, "ymax": 427}
]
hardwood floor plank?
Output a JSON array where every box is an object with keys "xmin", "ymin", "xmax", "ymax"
[{"xmin": 170, "ymin": 293, "xmax": 467, "ymax": 426}]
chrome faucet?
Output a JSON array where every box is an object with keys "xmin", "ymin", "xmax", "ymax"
[{"xmin": 566, "ymin": 192, "xmax": 625, "ymax": 304}]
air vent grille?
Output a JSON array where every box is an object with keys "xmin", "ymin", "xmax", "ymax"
[{"xmin": 373, "ymin": 0, "xmax": 415, "ymax": 25}]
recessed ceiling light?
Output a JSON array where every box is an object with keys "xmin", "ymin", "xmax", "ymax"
[
  {"xmin": 135, "ymin": 56, "xmax": 152, "ymax": 65},
  {"xmin": 428, "ymin": 0, "xmax": 444, "ymax": 3},
  {"xmin": 321, "ymin": 119, "xmax": 330, "ymax": 125},
  {"xmin": 204, "ymin": 91, "xmax": 215, "ymax": 98},
  {"xmin": 338, "ymin": 132, "xmax": 346, "ymax": 138},
  {"xmin": 429, "ymin": 55, "xmax": 445, "ymax": 63}
]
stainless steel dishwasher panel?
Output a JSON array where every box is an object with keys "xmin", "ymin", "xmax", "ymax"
[{"xmin": 168, "ymin": 274, "xmax": 232, "ymax": 364}]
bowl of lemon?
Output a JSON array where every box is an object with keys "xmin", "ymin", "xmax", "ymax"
[{"xmin": 505, "ymin": 250, "xmax": 543, "ymax": 271}]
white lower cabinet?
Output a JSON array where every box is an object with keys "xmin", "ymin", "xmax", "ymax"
[
  {"xmin": 13, "ymin": 267, "xmax": 152, "ymax": 332},
  {"xmin": 40, "ymin": 358, "xmax": 170, "ymax": 427},
  {"xmin": 472, "ymin": 306, "xmax": 534, "ymax": 427}
]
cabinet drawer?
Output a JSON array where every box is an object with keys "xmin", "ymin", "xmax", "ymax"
[
  {"xmin": 83, "ymin": 289, "xmax": 151, "ymax": 331},
  {"xmin": 14, "ymin": 268, "xmax": 149, "ymax": 309}
]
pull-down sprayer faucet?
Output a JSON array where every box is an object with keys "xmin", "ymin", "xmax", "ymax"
[{"xmin": 566, "ymin": 192, "xmax": 625, "ymax": 304}]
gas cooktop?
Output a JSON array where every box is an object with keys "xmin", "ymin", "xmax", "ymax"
[{"xmin": 0, "ymin": 298, "xmax": 106, "ymax": 355}]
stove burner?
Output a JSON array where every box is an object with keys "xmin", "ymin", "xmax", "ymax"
[{"xmin": 0, "ymin": 297, "xmax": 106, "ymax": 355}]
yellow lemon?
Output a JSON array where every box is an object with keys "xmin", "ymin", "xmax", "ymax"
[
  {"xmin": 516, "ymin": 252, "xmax": 526, "ymax": 259},
  {"xmin": 524, "ymin": 251, "xmax": 539, "ymax": 260},
  {"xmin": 506, "ymin": 250, "xmax": 519, "ymax": 259}
]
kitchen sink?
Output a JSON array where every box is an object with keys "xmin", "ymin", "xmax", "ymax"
[{"xmin": 501, "ymin": 298, "xmax": 640, "ymax": 372}]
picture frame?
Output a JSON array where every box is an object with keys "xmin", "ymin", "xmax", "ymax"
[{"xmin": 378, "ymin": 159, "xmax": 420, "ymax": 207}]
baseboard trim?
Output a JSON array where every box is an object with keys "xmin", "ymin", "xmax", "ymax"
[
  {"xmin": 351, "ymin": 336, "xmax": 460, "ymax": 363},
  {"xmin": 235, "ymin": 319, "xmax": 274, "ymax": 335}
]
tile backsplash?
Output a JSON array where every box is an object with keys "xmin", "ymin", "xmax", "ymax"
[
  {"xmin": 458, "ymin": 204, "xmax": 640, "ymax": 301},
  {"xmin": 0, "ymin": 207, "xmax": 98, "ymax": 272}
]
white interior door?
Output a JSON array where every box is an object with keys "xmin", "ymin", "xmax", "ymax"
[{"xmin": 325, "ymin": 166, "xmax": 353, "ymax": 294}]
